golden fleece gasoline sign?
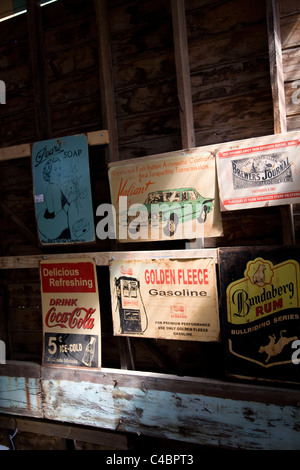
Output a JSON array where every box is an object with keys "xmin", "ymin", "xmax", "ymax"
[
  {"xmin": 218, "ymin": 246, "xmax": 300, "ymax": 384},
  {"xmin": 110, "ymin": 257, "xmax": 220, "ymax": 342}
]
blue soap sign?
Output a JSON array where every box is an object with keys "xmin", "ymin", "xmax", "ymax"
[{"xmin": 32, "ymin": 134, "xmax": 95, "ymax": 245}]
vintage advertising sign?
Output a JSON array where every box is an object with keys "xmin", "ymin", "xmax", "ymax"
[
  {"xmin": 32, "ymin": 134, "xmax": 95, "ymax": 245},
  {"xmin": 108, "ymin": 147, "xmax": 223, "ymax": 242},
  {"xmin": 40, "ymin": 258, "xmax": 101, "ymax": 368},
  {"xmin": 110, "ymin": 257, "xmax": 220, "ymax": 342},
  {"xmin": 218, "ymin": 246, "xmax": 300, "ymax": 384},
  {"xmin": 217, "ymin": 131, "xmax": 300, "ymax": 211}
]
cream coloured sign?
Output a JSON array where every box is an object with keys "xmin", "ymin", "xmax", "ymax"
[{"xmin": 110, "ymin": 257, "xmax": 220, "ymax": 342}]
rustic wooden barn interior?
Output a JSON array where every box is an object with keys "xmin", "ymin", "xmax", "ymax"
[{"xmin": 0, "ymin": 0, "xmax": 300, "ymax": 451}]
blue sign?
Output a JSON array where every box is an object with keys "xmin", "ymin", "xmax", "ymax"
[{"xmin": 32, "ymin": 134, "xmax": 95, "ymax": 245}]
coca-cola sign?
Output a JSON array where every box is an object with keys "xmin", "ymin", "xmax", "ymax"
[
  {"xmin": 45, "ymin": 306, "xmax": 96, "ymax": 329},
  {"xmin": 40, "ymin": 258, "xmax": 101, "ymax": 368}
]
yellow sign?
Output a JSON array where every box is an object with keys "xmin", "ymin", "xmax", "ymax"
[{"xmin": 226, "ymin": 257, "xmax": 300, "ymax": 325}]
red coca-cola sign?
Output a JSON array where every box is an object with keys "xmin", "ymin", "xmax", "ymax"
[
  {"xmin": 40, "ymin": 258, "xmax": 101, "ymax": 368},
  {"xmin": 45, "ymin": 306, "xmax": 96, "ymax": 329}
]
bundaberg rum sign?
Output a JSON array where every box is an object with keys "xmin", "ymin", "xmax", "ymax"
[{"xmin": 218, "ymin": 246, "xmax": 300, "ymax": 384}]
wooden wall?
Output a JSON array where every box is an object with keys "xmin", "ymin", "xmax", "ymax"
[
  {"xmin": 0, "ymin": 0, "xmax": 299, "ymax": 450},
  {"xmin": 280, "ymin": 0, "xmax": 300, "ymax": 236},
  {"xmin": 0, "ymin": 0, "xmax": 299, "ymax": 375}
]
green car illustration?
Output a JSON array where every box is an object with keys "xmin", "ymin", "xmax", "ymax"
[{"xmin": 125, "ymin": 187, "xmax": 214, "ymax": 237}]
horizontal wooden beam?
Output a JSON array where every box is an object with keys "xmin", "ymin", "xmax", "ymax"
[
  {"xmin": 0, "ymin": 248, "xmax": 217, "ymax": 269},
  {"xmin": 0, "ymin": 130, "xmax": 109, "ymax": 162},
  {"xmin": 0, "ymin": 361, "xmax": 300, "ymax": 449},
  {"xmin": 0, "ymin": 415, "xmax": 129, "ymax": 450}
]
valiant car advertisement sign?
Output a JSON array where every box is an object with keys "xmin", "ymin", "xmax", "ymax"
[
  {"xmin": 40, "ymin": 258, "xmax": 101, "ymax": 368},
  {"xmin": 108, "ymin": 147, "xmax": 223, "ymax": 242},
  {"xmin": 218, "ymin": 247, "xmax": 300, "ymax": 384},
  {"xmin": 110, "ymin": 257, "xmax": 220, "ymax": 342},
  {"xmin": 32, "ymin": 134, "xmax": 95, "ymax": 245},
  {"xmin": 217, "ymin": 131, "xmax": 300, "ymax": 211}
]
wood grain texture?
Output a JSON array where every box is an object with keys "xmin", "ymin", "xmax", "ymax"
[{"xmin": 0, "ymin": 362, "xmax": 300, "ymax": 449}]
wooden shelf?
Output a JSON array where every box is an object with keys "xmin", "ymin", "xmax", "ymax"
[
  {"xmin": 0, "ymin": 360, "xmax": 299, "ymax": 450},
  {"xmin": 0, "ymin": 130, "xmax": 109, "ymax": 162}
]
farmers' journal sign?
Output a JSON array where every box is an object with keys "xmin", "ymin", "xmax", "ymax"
[
  {"xmin": 218, "ymin": 246, "xmax": 300, "ymax": 384},
  {"xmin": 32, "ymin": 134, "xmax": 95, "ymax": 245},
  {"xmin": 110, "ymin": 257, "xmax": 220, "ymax": 342},
  {"xmin": 217, "ymin": 131, "xmax": 300, "ymax": 211},
  {"xmin": 40, "ymin": 258, "xmax": 101, "ymax": 368},
  {"xmin": 108, "ymin": 147, "xmax": 223, "ymax": 242}
]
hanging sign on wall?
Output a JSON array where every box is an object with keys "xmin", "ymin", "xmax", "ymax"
[
  {"xmin": 217, "ymin": 131, "xmax": 300, "ymax": 211},
  {"xmin": 32, "ymin": 134, "xmax": 95, "ymax": 245},
  {"xmin": 218, "ymin": 246, "xmax": 300, "ymax": 384},
  {"xmin": 108, "ymin": 147, "xmax": 223, "ymax": 242},
  {"xmin": 110, "ymin": 257, "xmax": 220, "ymax": 342},
  {"xmin": 40, "ymin": 258, "xmax": 101, "ymax": 368}
]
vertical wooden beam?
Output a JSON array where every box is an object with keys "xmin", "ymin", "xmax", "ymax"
[
  {"xmin": 26, "ymin": 0, "xmax": 51, "ymax": 140},
  {"xmin": 94, "ymin": 0, "xmax": 119, "ymax": 163},
  {"xmin": 266, "ymin": 0, "xmax": 295, "ymax": 245},
  {"xmin": 266, "ymin": 0, "xmax": 286, "ymax": 134},
  {"xmin": 171, "ymin": 0, "xmax": 201, "ymax": 248},
  {"xmin": 94, "ymin": 0, "xmax": 136, "ymax": 369},
  {"xmin": 118, "ymin": 337, "xmax": 135, "ymax": 371},
  {"xmin": 171, "ymin": 0, "xmax": 195, "ymax": 150},
  {"xmin": 0, "ymin": 281, "xmax": 7, "ymax": 349}
]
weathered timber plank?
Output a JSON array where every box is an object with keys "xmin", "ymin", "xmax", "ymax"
[
  {"xmin": 39, "ymin": 365, "xmax": 300, "ymax": 406},
  {"xmin": 0, "ymin": 130, "xmax": 109, "ymax": 162},
  {"xmin": 280, "ymin": 14, "xmax": 300, "ymax": 49},
  {"xmin": 188, "ymin": 24, "xmax": 268, "ymax": 72},
  {"xmin": 191, "ymin": 56, "xmax": 271, "ymax": 103},
  {"xmin": 186, "ymin": 0, "xmax": 267, "ymax": 41},
  {"xmin": 109, "ymin": 0, "xmax": 173, "ymax": 62},
  {"xmin": 26, "ymin": 0, "xmax": 52, "ymax": 141},
  {"xmin": 115, "ymin": 108, "xmax": 180, "ymax": 146},
  {"xmin": 266, "ymin": 0, "xmax": 287, "ymax": 134},
  {"xmin": 0, "ymin": 362, "xmax": 42, "ymax": 417},
  {"xmin": 44, "ymin": 15, "xmax": 97, "ymax": 56},
  {"xmin": 48, "ymin": 73, "xmax": 99, "ymax": 107},
  {"xmin": 0, "ymin": 376, "xmax": 42, "ymax": 418},
  {"xmin": 0, "ymin": 248, "xmax": 217, "ymax": 269},
  {"xmin": 282, "ymin": 48, "xmax": 300, "ymax": 82},
  {"xmin": 193, "ymin": 90, "xmax": 273, "ymax": 137},
  {"xmin": 117, "ymin": 134, "xmax": 182, "ymax": 160},
  {"xmin": 1, "ymin": 362, "xmax": 300, "ymax": 449},
  {"xmin": 113, "ymin": 51, "xmax": 175, "ymax": 90},
  {"xmin": 41, "ymin": 374, "xmax": 300, "ymax": 449},
  {"xmin": 115, "ymin": 79, "xmax": 178, "ymax": 117},
  {"xmin": 287, "ymin": 113, "xmax": 300, "ymax": 130},
  {"xmin": 47, "ymin": 44, "xmax": 98, "ymax": 81},
  {"xmin": 279, "ymin": 0, "xmax": 300, "ymax": 17},
  {"xmin": 0, "ymin": 112, "xmax": 37, "ymax": 148},
  {"xmin": 171, "ymin": 0, "xmax": 195, "ymax": 149},
  {"xmin": 95, "ymin": 0, "xmax": 119, "ymax": 162},
  {"xmin": 266, "ymin": 0, "xmax": 295, "ymax": 245},
  {"xmin": 0, "ymin": 416, "xmax": 129, "ymax": 449}
]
